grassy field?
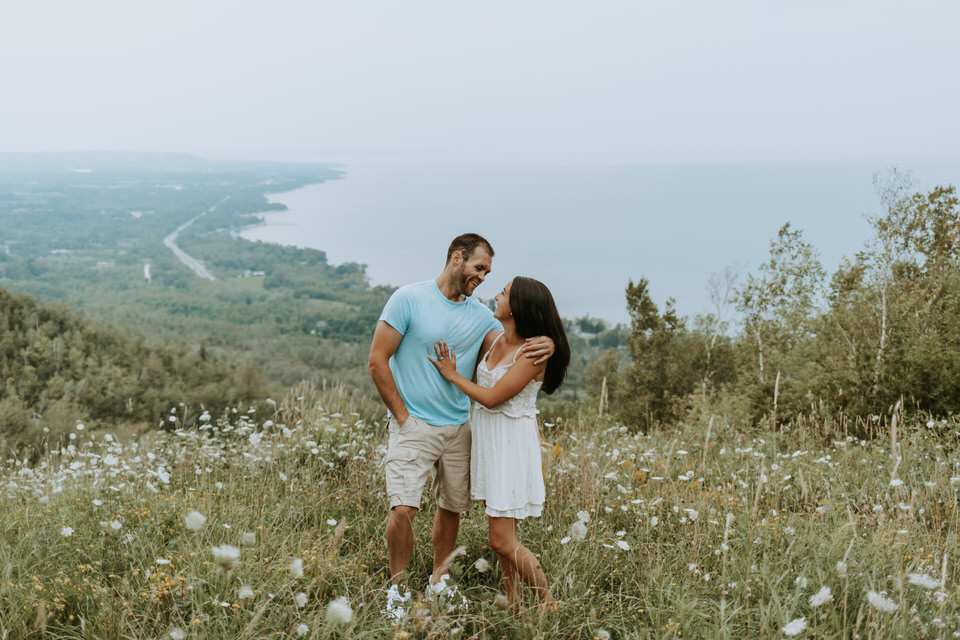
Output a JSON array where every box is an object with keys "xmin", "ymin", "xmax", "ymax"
[{"xmin": 1, "ymin": 385, "xmax": 958, "ymax": 639}]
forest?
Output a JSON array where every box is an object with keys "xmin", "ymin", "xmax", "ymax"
[{"xmin": 592, "ymin": 170, "xmax": 960, "ymax": 431}]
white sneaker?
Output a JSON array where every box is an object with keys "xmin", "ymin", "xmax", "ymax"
[
  {"xmin": 426, "ymin": 573, "xmax": 469, "ymax": 612},
  {"xmin": 383, "ymin": 584, "xmax": 411, "ymax": 621}
]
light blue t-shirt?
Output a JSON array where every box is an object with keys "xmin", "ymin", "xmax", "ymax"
[{"xmin": 380, "ymin": 280, "xmax": 501, "ymax": 426}]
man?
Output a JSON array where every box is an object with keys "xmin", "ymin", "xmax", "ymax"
[{"xmin": 368, "ymin": 233, "xmax": 552, "ymax": 618}]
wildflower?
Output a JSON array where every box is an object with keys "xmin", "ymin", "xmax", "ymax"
[
  {"xmin": 684, "ymin": 508, "xmax": 699, "ymax": 521},
  {"xmin": 212, "ymin": 544, "xmax": 241, "ymax": 571},
  {"xmin": 560, "ymin": 536, "xmax": 572, "ymax": 544},
  {"xmin": 795, "ymin": 575, "xmax": 808, "ymax": 589},
  {"xmin": 907, "ymin": 573, "xmax": 940, "ymax": 590},
  {"xmin": 295, "ymin": 591, "xmax": 308, "ymax": 607},
  {"xmin": 110, "ymin": 520, "xmax": 122, "ymax": 530},
  {"xmin": 289, "ymin": 557, "xmax": 304, "ymax": 579},
  {"xmin": 650, "ymin": 516, "xmax": 658, "ymax": 527},
  {"xmin": 156, "ymin": 558, "xmax": 171, "ymax": 565},
  {"xmin": 866, "ymin": 590, "xmax": 898, "ymax": 613},
  {"xmin": 616, "ymin": 540, "xmax": 631, "ymax": 551},
  {"xmin": 296, "ymin": 624, "xmax": 309, "ymax": 637},
  {"xmin": 326, "ymin": 518, "xmax": 338, "ymax": 526},
  {"xmin": 326, "ymin": 596, "xmax": 354, "ymax": 624},
  {"xmin": 782, "ymin": 617, "xmax": 807, "ymax": 636},
  {"xmin": 576, "ymin": 510, "xmax": 590, "ymax": 523},
  {"xmin": 810, "ymin": 586, "xmax": 833, "ymax": 607},
  {"xmin": 570, "ymin": 520, "xmax": 587, "ymax": 541},
  {"xmin": 169, "ymin": 629, "xmax": 186, "ymax": 640},
  {"xmin": 60, "ymin": 527, "xmax": 74, "ymax": 537},
  {"xmin": 595, "ymin": 630, "xmax": 611, "ymax": 640},
  {"xmin": 890, "ymin": 478, "xmax": 904, "ymax": 488},
  {"xmin": 238, "ymin": 585, "xmax": 255, "ymax": 599},
  {"xmin": 185, "ymin": 511, "xmax": 206, "ymax": 531},
  {"xmin": 836, "ymin": 561, "xmax": 847, "ymax": 577},
  {"xmin": 241, "ymin": 531, "xmax": 256, "ymax": 547},
  {"xmin": 474, "ymin": 558, "xmax": 492, "ymax": 573}
]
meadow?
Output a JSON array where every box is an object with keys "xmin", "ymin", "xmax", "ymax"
[{"xmin": 1, "ymin": 384, "xmax": 957, "ymax": 639}]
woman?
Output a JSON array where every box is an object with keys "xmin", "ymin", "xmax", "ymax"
[{"xmin": 429, "ymin": 276, "xmax": 570, "ymax": 612}]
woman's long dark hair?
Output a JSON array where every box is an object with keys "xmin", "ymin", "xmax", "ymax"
[{"xmin": 510, "ymin": 276, "xmax": 570, "ymax": 394}]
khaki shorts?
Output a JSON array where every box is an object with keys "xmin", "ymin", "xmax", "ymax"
[{"xmin": 384, "ymin": 415, "xmax": 471, "ymax": 513}]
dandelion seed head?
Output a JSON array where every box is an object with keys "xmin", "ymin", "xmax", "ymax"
[
  {"xmin": 782, "ymin": 617, "xmax": 807, "ymax": 636},
  {"xmin": 908, "ymin": 572, "xmax": 940, "ymax": 590},
  {"xmin": 810, "ymin": 586, "xmax": 833, "ymax": 607},
  {"xmin": 288, "ymin": 557, "xmax": 304, "ymax": 579},
  {"xmin": 570, "ymin": 520, "xmax": 588, "ymax": 541},
  {"xmin": 474, "ymin": 558, "xmax": 492, "ymax": 573},
  {"xmin": 326, "ymin": 596, "xmax": 354, "ymax": 624},
  {"xmin": 185, "ymin": 510, "xmax": 206, "ymax": 531},
  {"xmin": 212, "ymin": 544, "xmax": 241, "ymax": 571},
  {"xmin": 866, "ymin": 590, "xmax": 898, "ymax": 613}
]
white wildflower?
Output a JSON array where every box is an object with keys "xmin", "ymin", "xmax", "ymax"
[
  {"xmin": 810, "ymin": 586, "xmax": 833, "ymax": 607},
  {"xmin": 212, "ymin": 544, "xmax": 241, "ymax": 571},
  {"xmin": 782, "ymin": 617, "xmax": 807, "ymax": 636},
  {"xmin": 890, "ymin": 478, "xmax": 904, "ymax": 488},
  {"xmin": 155, "ymin": 558, "xmax": 171, "ymax": 565},
  {"xmin": 907, "ymin": 572, "xmax": 940, "ymax": 590},
  {"xmin": 184, "ymin": 510, "xmax": 206, "ymax": 531},
  {"xmin": 110, "ymin": 520, "xmax": 122, "ymax": 530},
  {"xmin": 595, "ymin": 630, "xmax": 611, "ymax": 640},
  {"xmin": 570, "ymin": 520, "xmax": 588, "ymax": 541},
  {"xmin": 474, "ymin": 557, "xmax": 492, "ymax": 573},
  {"xmin": 795, "ymin": 575, "xmax": 808, "ymax": 589},
  {"xmin": 60, "ymin": 526, "xmax": 74, "ymax": 537},
  {"xmin": 289, "ymin": 557, "xmax": 304, "ymax": 579},
  {"xmin": 650, "ymin": 516, "xmax": 658, "ymax": 527},
  {"xmin": 296, "ymin": 623, "xmax": 309, "ymax": 637},
  {"xmin": 326, "ymin": 596, "xmax": 354, "ymax": 624},
  {"xmin": 238, "ymin": 585, "xmax": 255, "ymax": 599},
  {"xmin": 684, "ymin": 508, "xmax": 699, "ymax": 521},
  {"xmin": 295, "ymin": 591, "xmax": 308, "ymax": 607},
  {"xmin": 576, "ymin": 510, "xmax": 590, "ymax": 522},
  {"xmin": 326, "ymin": 519, "xmax": 338, "ymax": 526},
  {"xmin": 836, "ymin": 561, "xmax": 847, "ymax": 577},
  {"xmin": 616, "ymin": 540, "xmax": 631, "ymax": 551},
  {"xmin": 169, "ymin": 628, "xmax": 186, "ymax": 640},
  {"xmin": 241, "ymin": 531, "xmax": 256, "ymax": 547},
  {"xmin": 866, "ymin": 590, "xmax": 898, "ymax": 613}
]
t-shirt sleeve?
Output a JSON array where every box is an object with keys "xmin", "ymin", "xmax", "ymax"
[{"xmin": 379, "ymin": 287, "xmax": 414, "ymax": 335}]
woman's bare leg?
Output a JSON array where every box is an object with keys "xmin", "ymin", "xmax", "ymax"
[{"xmin": 488, "ymin": 516, "xmax": 554, "ymax": 610}]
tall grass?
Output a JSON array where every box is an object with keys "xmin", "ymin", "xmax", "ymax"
[{"xmin": 1, "ymin": 387, "xmax": 958, "ymax": 638}]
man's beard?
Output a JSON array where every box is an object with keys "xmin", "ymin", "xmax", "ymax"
[{"xmin": 455, "ymin": 266, "xmax": 474, "ymax": 297}]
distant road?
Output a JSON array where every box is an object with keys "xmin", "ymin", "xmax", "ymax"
[{"xmin": 162, "ymin": 197, "xmax": 229, "ymax": 281}]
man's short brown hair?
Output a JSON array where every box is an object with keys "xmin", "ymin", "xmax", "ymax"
[{"xmin": 446, "ymin": 233, "xmax": 494, "ymax": 264}]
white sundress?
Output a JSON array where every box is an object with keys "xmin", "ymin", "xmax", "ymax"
[{"xmin": 470, "ymin": 334, "xmax": 545, "ymax": 519}]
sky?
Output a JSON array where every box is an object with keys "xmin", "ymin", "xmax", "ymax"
[{"xmin": 2, "ymin": 0, "xmax": 959, "ymax": 164}]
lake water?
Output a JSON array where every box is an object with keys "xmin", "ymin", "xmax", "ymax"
[{"xmin": 239, "ymin": 159, "xmax": 958, "ymax": 324}]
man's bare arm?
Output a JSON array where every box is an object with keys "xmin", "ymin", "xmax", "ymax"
[
  {"xmin": 522, "ymin": 336, "xmax": 555, "ymax": 365},
  {"xmin": 368, "ymin": 321, "xmax": 409, "ymax": 425}
]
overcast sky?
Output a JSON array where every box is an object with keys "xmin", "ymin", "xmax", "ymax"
[{"xmin": 1, "ymin": 0, "xmax": 958, "ymax": 164}]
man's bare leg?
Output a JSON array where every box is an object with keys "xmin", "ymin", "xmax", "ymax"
[
  {"xmin": 430, "ymin": 506, "xmax": 461, "ymax": 584},
  {"xmin": 386, "ymin": 505, "xmax": 418, "ymax": 584}
]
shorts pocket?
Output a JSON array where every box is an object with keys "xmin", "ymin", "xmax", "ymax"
[{"xmin": 384, "ymin": 447, "xmax": 418, "ymax": 465}]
